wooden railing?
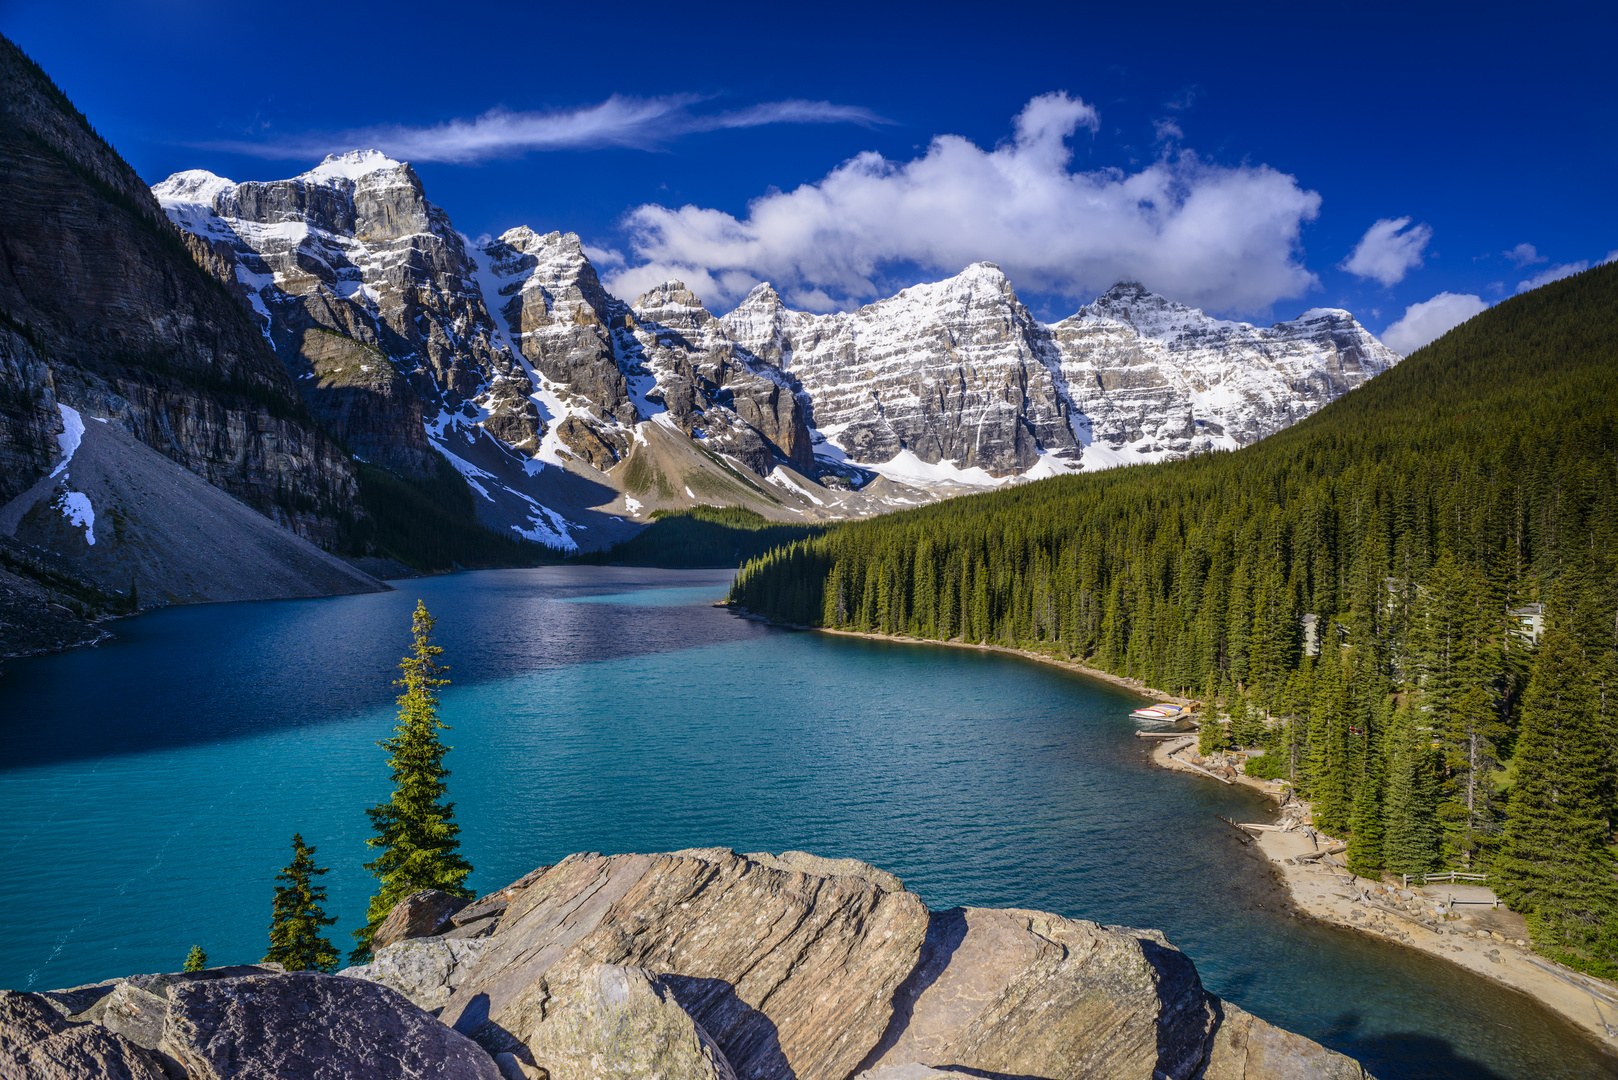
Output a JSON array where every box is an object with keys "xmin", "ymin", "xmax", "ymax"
[{"xmin": 1402, "ymin": 871, "xmax": 1489, "ymax": 887}]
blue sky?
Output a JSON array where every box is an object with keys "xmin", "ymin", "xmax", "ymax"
[{"xmin": 5, "ymin": 0, "xmax": 1613, "ymax": 347}]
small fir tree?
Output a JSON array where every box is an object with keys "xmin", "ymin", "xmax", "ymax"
[
  {"xmin": 352, "ymin": 601, "xmax": 473, "ymax": 963},
  {"xmin": 183, "ymin": 945, "xmax": 207, "ymax": 972},
  {"xmin": 265, "ymin": 833, "xmax": 339, "ymax": 972}
]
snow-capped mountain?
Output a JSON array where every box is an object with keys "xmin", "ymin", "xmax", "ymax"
[{"xmin": 151, "ymin": 151, "xmax": 1403, "ymax": 548}]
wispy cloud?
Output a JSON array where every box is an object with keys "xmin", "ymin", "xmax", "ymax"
[
  {"xmin": 1506, "ymin": 242, "xmax": 1547, "ymax": 267},
  {"xmin": 198, "ymin": 95, "xmax": 889, "ymax": 164},
  {"xmin": 1516, "ymin": 249, "xmax": 1618, "ymax": 293},
  {"xmin": 1340, "ymin": 217, "xmax": 1432, "ymax": 287}
]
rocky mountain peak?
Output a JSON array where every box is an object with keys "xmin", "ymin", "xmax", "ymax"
[{"xmin": 300, "ymin": 148, "xmax": 407, "ymax": 184}]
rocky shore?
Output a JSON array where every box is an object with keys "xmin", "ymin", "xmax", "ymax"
[
  {"xmin": 3, "ymin": 847, "xmax": 1372, "ymax": 1079},
  {"xmin": 1149, "ymin": 734, "xmax": 1618, "ymax": 1053}
]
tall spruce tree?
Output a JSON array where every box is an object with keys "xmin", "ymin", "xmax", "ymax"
[
  {"xmin": 1382, "ymin": 699, "xmax": 1442, "ymax": 877},
  {"xmin": 264, "ymin": 834, "xmax": 338, "ymax": 972},
  {"xmin": 352, "ymin": 601, "xmax": 473, "ymax": 963},
  {"xmin": 1495, "ymin": 622, "xmax": 1618, "ymax": 960}
]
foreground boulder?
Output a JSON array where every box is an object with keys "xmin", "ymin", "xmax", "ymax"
[
  {"xmin": 0, "ymin": 991, "xmax": 164, "ymax": 1080},
  {"xmin": 10, "ymin": 969, "xmax": 499, "ymax": 1080},
  {"xmin": 372, "ymin": 889, "xmax": 471, "ymax": 950},
  {"xmin": 524, "ymin": 957, "xmax": 738, "ymax": 1080},
  {"xmin": 439, "ymin": 848, "xmax": 930, "ymax": 1080},
  {"xmin": 17, "ymin": 849, "xmax": 1373, "ymax": 1080}
]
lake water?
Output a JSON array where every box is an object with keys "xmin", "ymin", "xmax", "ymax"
[{"xmin": 1, "ymin": 567, "xmax": 1612, "ymax": 1080}]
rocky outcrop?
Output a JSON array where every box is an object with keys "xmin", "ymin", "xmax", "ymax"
[
  {"xmin": 10, "ymin": 968, "xmax": 501, "ymax": 1080},
  {"xmin": 12, "ymin": 850, "xmax": 1371, "ymax": 1080},
  {"xmin": 390, "ymin": 849, "xmax": 1367, "ymax": 1080},
  {"xmin": 0, "ymin": 990, "xmax": 164, "ymax": 1080},
  {"xmin": 0, "ymin": 36, "xmax": 361, "ymax": 547}
]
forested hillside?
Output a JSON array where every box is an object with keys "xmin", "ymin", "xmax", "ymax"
[{"xmin": 731, "ymin": 262, "xmax": 1618, "ymax": 973}]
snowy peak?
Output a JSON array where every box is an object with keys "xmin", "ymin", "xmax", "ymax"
[
  {"xmin": 151, "ymin": 169, "xmax": 236, "ymax": 208},
  {"xmin": 299, "ymin": 149, "xmax": 406, "ymax": 184}
]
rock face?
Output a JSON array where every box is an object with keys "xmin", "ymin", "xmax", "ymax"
[
  {"xmin": 440, "ymin": 849, "xmax": 929, "ymax": 1080},
  {"xmin": 0, "ymin": 37, "xmax": 360, "ymax": 547},
  {"xmin": 152, "ymin": 152, "xmax": 541, "ymax": 477},
  {"xmin": 1045, "ymin": 283, "xmax": 1401, "ymax": 463},
  {"xmin": 722, "ymin": 268, "xmax": 1075, "ymax": 477},
  {"xmin": 422, "ymin": 849, "xmax": 1363, "ymax": 1080}
]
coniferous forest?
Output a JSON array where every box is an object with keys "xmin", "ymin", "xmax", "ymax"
[{"xmin": 731, "ymin": 262, "xmax": 1618, "ymax": 974}]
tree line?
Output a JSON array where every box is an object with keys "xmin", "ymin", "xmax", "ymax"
[{"xmin": 729, "ymin": 263, "xmax": 1618, "ymax": 975}]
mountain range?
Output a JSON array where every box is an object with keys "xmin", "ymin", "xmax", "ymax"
[
  {"xmin": 0, "ymin": 33, "xmax": 1401, "ymax": 651},
  {"xmin": 151, "ymin": 149, "xmax": 1401, "ymax": 546}
]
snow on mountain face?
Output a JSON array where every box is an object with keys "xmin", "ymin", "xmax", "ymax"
[
  {"xmin": 153, "ymin": 152, "xmax": 540, "ymax": 476},
  {"xmin": 1048, "ymin": 282, "xmax": 1402, "ymax": 464},
  {"xmin": 725, "ymin": 272, "xmax": 1400, "ymax": 478},
  {"xmin": 150, "ymin": 149, "xmax": 1401, "ymax": 547},
  {"xmin": 723, "ymin": 263, "xmax": 1076, "ymax": 479}
]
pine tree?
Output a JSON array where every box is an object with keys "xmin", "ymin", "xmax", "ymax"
[
  {"xmin": 1496, "ymin": 624, "xmax": 1618, "ymax": 960},
  {"xmin": 183, "ymin": 945, "xmax": 207, "ymax": 972},
  {"xmin": 351, "ymin": 601, "xmax": 474, "ymax": 963},
  {"xmin": 1199, "ymin": 688, "xmax": 1228, "ymax": 756},
  {"xmin": 265, "ymin": 833, "xmax": 339, "ymax": 972}
]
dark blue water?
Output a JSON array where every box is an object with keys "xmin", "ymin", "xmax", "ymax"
[{"xmin": 1, "ymin": 567, "xmax": 1611, "ymax": 1080}]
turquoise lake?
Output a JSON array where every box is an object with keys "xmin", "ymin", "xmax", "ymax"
[{"xmin": 1, "ymin": 566, "xmax": 1613, "ymax": 1080}]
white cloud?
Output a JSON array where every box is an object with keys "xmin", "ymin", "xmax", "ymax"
[
  {"xmin": 1381, "ymin": 292, "xmax": 1488, "ymax": 354},
  {"xmin": 604, "ymin": 93, "xmax": 1322, "ymax": 315},
  {"xmin": 1514, "ymin": 248, "xmax": 1617, "ymax": 293},
  {"xmin": 1506, "ymin": 242, "xmax": 1546, "ymax": 267},
  {"xmin": 1340, "ymin": 217, "xmax": 1432, "ymax": 286},
  {"xmin": 201, "ymin": 96, "xmax": 887, "ymax": 164}
]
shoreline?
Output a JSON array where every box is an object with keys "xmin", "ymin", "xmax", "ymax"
[{"xmin": 772, "ymin": 619, "xmax": 1618, "ymax": 1055}]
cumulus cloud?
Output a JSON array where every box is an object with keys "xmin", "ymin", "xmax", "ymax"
[
  {"xmin": 604, "ymin": 93, "xmax": 1322, "ymax": 315},
  {"xmin": 1340, "ymin": 217, "xmax": 1433, "ymax": 286},
  {"xmin": 201, "ymin": 95, "xmax": 887, "ymax": 164},
  {"xmin": 1381, "ymin": 292, "xmax": 1488, "ymax": 354},
  {"xmin": 1516, "ymin": 250, "xmax": 1618, "ymax": 293},
  {"xmin": 1506, "ymin": 242, "xmax": 1547, "ymax": 267}
]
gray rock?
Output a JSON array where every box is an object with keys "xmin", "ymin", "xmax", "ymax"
[
  {"xmin": 861, "ymin": 906, "xmax": 1215, "ymax": 1080},
  {"xmin": 441, "ymin": 849, "xmax": 929, "ymax": 1080},
  {"xmin": 524, "ymin": 958, "xmax": 738, "ymax": 1080},
  {"xmin": 338, "ymin": 936, "xmax": 495, "ymax": 1012},
  {"xmin": 373, "ymin": 888, "xmax": 471, "ymax": 949},
  {"xmin": 0, "ymin": 990, "xmax": 165, "ymax": 1080},
  {"xmin": 443, "ymin": 916, "xmax": 500, "ymax": 940},
  {"xmin": 1203, "ymin": 999, "xmax": 1374, "ymax": 1079},
  {"xmin": 97, "ymin": 982, "xmax": 169, "ymax": 1050},
  {"xmin": 159, "ymin": 971, "xmax": 500, "ymax": 1080}
]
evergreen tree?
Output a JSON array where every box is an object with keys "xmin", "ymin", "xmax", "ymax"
[
  {"xmin": 1199, "ymin": 688, "xmax": 1228, "ymax": 756},
  {"xmin": 1496, "ymin": 624, "xmax": 1618, "ymax": 961},
  {"xmin": 264, "ymin": 833, "xmax": 339, "ymax": 972},
  {"xmin": 183, "ymin": 945, "xmax": 207, "ymax": 972},
  {"xmin": 351, "ymin": 601, "xmax": 474, "ymax": 963},
  {"xmin": 1382, "ymin": 699, "xmax": 1442, "ymax": 876}
]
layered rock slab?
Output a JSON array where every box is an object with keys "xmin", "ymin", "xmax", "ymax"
[{"xmin": 441, "ymin": 849, "xmax": 930, "ymax": 1080}]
